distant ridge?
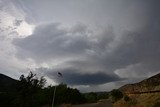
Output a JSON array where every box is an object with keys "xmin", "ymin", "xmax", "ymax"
[
  {"xmin": 0, "ymin": 73, "xmax": 18, "ymax": 92},
  {"xmin": 119, "ymin": 73, "xmax": 160, "ymax": 93}
]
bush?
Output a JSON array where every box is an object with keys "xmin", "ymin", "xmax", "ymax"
[
  {"xmin": 110, "ymin": 89, "xmax": 123, "ymax": 102},
  {"xmin": 124, "ymin": 95, "xmax": 130, "ymax": 102},
  {"xmin": 84, "ymin": 92, "xmax": 97, "ymax": 103},
  {"xmin": 128, "ymin": 98, "xmax": 137, "ymax": 105},
  {"xmin": 15, "ymin": 72, "xmax": 46, "ymax": 107},
  {"xmin": 97, "ymin": 92, "xmax": 109, "ymax": 100}
]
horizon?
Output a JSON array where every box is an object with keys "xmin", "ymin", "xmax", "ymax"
[
  {"xmin": 0, "ymin": 69, "xmax": 159, "ymax": 93},
  {"xmin": 0, "ymin": 0, "xmax": 160, "ymax": 92}
]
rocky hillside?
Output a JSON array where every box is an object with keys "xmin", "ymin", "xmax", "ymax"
[
  {"xmin": 119, "ymin": 73, "xmax": 160, "ymax": 93},
  {"xmin": 113, "ymin": 73, "xmax": 160, "ymax": 107}
]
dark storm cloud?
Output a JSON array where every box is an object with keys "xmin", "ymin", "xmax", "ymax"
[
  {"xmin": 38, "ymin": 67, "xmax": 123, "ymax": 85},
  {"xmin": 55, "ymin": 72, "xmax": 122, "ymax": 85}
]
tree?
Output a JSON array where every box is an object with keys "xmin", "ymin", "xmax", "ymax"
[
  {"xmin": 97, "ymin": 92, "xmax": 109, "ymax": 100},
  {"xmin": 37, "ymin": 83, "xmax": 86, "ymax": 106},
  {"xmin": 53, "ymin": 84, "xmax": 86, "ymax": 105},
  {"xmin": 15, "ymin": 71, "xmax": 46, "ymax": 107}
]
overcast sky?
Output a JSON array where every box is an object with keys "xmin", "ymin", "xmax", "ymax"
[{"xmin": 0, "ymin": 0, "xmax": 160, "ymax": 92}]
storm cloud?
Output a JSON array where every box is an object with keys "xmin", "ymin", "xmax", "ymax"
[
  {"xmin": 37, "ymin": 67, "xmax": 123, "ymax": 85},
  {"xmin": 1, "ymin": 0, "xmax": 160, "ymax": 92}
]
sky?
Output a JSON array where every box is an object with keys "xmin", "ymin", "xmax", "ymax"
[{"xmin": 0, "ymin": 0, "xmax": 160, "ymax": 92}]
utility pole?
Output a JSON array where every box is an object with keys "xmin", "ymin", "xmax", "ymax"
[
  {"xmin": 52, "ymin": 86, "xmax": 57, "ymax": 107},
  {"xmin": 52, "ymin": 72, "xmax": 63, "ymax": 107}
]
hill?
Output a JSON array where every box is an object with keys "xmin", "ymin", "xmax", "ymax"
[
  {"xmin": 0, "ymin": 73, "xmax": 18, "ymax": 92},
  {"xmin": 113, "ymin": 73, "xmax": 160, "ymax": 107},
  {"xmin": 119, "ymin": 73, "xmax": 160, "ymax": 93}
]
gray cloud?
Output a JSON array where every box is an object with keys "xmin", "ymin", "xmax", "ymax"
[
  {"xmin": 13, "ymin": 23, "xmax": 92, "ymax": 62},
  {"xmin": 13, "ymin": 19, "xmax": 23, "ymax": 26}
]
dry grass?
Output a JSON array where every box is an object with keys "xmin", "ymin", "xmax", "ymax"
[{"xmin": 113, "ymin": 93, "xmax": 160, "ymax": 107}]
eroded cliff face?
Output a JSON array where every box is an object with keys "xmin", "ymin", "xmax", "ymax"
[
  {"xmin": 113, "ymin": 73, "xmax": 160, "ymax": 107},
  {"xmin": 119, "ymin": 73, "xmax": 160, "ymax": 93}
]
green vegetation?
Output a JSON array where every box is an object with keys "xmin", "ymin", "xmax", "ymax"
[
  {"xmin": 1, "ymin": 72, "xmax": 159, "ymax": 107},
  {"xmin": 1, "ymin": 72, "xmax": 115, "ymax": 107},
  {"xmin": 0, "ymin": 72, "xmax": 86, "ymax": 107},
  {"xmin": 15, "ymin": 72, "xmax": 46, "ymax": 106},
  {"xmin": 84, "ymin": 92, "xmax": 97, "ymax": 103},
  {"xmin": 110, "ymin": 89, "xmax": 123, "ymax": 102},
  {"xmin": 0, "ymin": 72, "xmax": 131, "ymax": 107},
  {"xmin": 97, "ymin": 92, "xmax": 109, "ymax": 100},
  {"xmin": 83, "ymin": 91, "xmax": 109, "ymax": 103}
]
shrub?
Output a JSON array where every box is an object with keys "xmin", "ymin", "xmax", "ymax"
[
  {"xmin": 110, "ymin": 89, "xmax": 123, "ymax": 102},
  {"xmin": 124, "ymin": 95, "xmax": 131, "ymax": 102},
  {"xmin": 128, "ymin": 98, "xmax": 137, "ymax": 106}
]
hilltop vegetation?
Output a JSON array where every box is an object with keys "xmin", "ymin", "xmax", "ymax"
[{"xmin": 0, "ymin": 72, "xmax": 85, "ymax": 107}]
